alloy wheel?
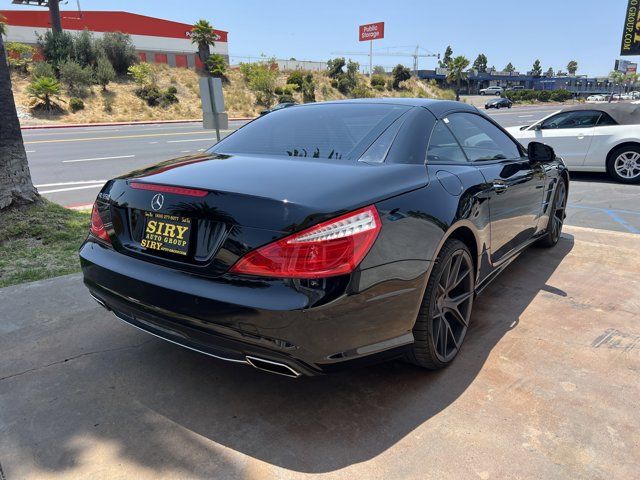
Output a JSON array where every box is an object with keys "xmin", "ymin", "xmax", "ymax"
[
  {"xmin": 431, "ymin": 249, "xmax": 474, "ymax": 362},
  {"xmin": 550, "ymin": 180, "xmax": 567, "ymax": 242},
  {"xmin": 614, "ymin": 151, "xmax": 640, "ymax": 180}
]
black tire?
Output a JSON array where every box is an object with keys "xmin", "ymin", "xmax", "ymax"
[
  {"xmin": 495, "ymin": 92, "xmax": 501, "ymax": 96},
  {"xmin": 508, "ymin": 104, "xmax": 512, "ymax": 108},
  {"xmin": 407, "ymin": 239, "xmax": 475, "ymax": 370},
  {"xmin": 536, "ymin": 178, "xmax": 567, "ymax": 248},
  {"xmin": 480, "ymin": 92, "xmax": 485, "ymax": 96},
  {"xmin": 606, "ymin": 145, "xmax": 640, "ymax": 184}
]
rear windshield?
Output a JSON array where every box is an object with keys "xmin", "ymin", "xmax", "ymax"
[{"xmin": 210, "ymin": 103, "xmax": 411, "ymax": 160}]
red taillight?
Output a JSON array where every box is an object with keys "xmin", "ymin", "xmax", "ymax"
[
  {"xmin": 230, "ymin": 206, "xmax": 381, "ymax": 279},
  {"xmin": 90, "ymin": 203, "xmax": 111, "ymax": 244},
  {"xmin": 130, "ymin": 182, "xmax": 208, "ymax": 197}
]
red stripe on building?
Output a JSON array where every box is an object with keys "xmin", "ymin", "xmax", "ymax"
[{"xmin": 0, "ymin": 10, "xmax": 228, "ymax": 42}]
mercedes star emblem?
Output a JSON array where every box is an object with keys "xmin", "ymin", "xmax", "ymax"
[{"xmin": 151, "ymin": 193, "xmax": 164, "ymax": 211}]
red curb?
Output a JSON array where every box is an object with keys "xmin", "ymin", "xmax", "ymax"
[{"xmin": 20, "ymin": 117, "xmax": 255, "ymax": 130}]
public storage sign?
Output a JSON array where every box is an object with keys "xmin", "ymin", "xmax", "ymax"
[
  {"xmin": 359, "ymin": 22, "xmax": 385, "ymax": 42},
  {"xmin": 621, "ymin": 0, "xmax": 640, "ymax": 55}
]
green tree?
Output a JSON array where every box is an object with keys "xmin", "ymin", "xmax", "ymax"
[
  {"xmin": 532, "ymin": 59, "xmax": 542, "ymax": 77},
  {"xmin": 27, "ymin": 76, "xmax": 63, "ymax": 111},
  {"xmin": 190, "ymin": 19, "xmax": 217, "ymax": 75},
  {"xmin": 391, "ymin": 64, "xmax": 411, "ymax": 89},
  {"xmin": 287, "ymin": 70, "xmax": 305, "ymax": 88},
  {"xmin": 372, "ymin": 65, "xmax": 386, "ymax": 75},
  {"xmin": 446, "ymin": 55, "xmax": 470, "ymax": 101},
  {"xmin": 301, "ymin": 73, "xmax": 315, "ymax": 103},
  {"xmin": 327, "ymin": 57, "xmax": 346, "ymax": 78},
  {"xmin": 472, "ymin": 54, "xmax": 488, "ymax": 73},
  {"xmin": 59, "ymin": 59, "xmax": 93, "ymax": 97},
  {"xmin": 205, "ymin": 53, "xmax": 227, "ymax": 80},
  {"xmin": 440, "ymin": 45, "xmax": 453, "ymax": 68},
  {"xmin": 37, "ymin": 30, "xmax": 74, "ymax": 72},
  {"xmin": 546, "ymin": 67, "xmax": 555, "ymax": 77},
  {"xmin": 73, "ymin": 29, "xmax": 100, "ymax": 68},
  {"xmin": 95, "ymin": 56, "xmax": 115, "ymax": 91},
  {"xmin": 240, "ymin": 61, "xmax": 278, "ymax": 105},
  {"xmin": 0, "ymin": 35, "xmax": 39, "ymax": 209},
  {"xmin": 567, "ymin": 60, "xmax": 578, "ymax": 75},
  {"xmin": 99, "ymin": 32, "xmax": 138, "ymax": 75},
  {"xmin": 504, "ymin": 62, "xmax": 515, "ymax": 73}
]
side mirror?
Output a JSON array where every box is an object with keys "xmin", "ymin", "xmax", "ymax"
[{"xmin": 528, "ymin": 141, "xmax": 555, "ymax": 163}]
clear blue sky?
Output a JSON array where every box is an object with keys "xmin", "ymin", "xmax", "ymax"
[{"xmin": 7, "ymin": 0, "xmax": 631, "ymax": 75}]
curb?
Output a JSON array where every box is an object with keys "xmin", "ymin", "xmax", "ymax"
[{"xmin": 21, "ymin": 117, "xmax": 255, "ymax": 130}]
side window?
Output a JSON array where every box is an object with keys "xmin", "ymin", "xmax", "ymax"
[
  {"xmin": 541, "ymin": 110, "xmax": 601, "ymax": 129},
  {"xmin": 596, "ymin": 112, "xmax": 617, "ymax": 126},
  {"xmin": 446, "ymin": 113, "xmax": 521, "ymax": 161},
  {"xmin": 426, "ymin": 121, "xmax": 468, "ymax": 163}
]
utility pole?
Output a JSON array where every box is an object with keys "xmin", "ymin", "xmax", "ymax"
[
  {"xmin": 369, "ymin": 40, "xmax": 373, "ymax": 77},
  {"xmin": 48, "ymin": 0, "xmax": 62, "ymax": 33}
]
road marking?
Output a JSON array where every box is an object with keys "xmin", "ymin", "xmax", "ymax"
[
  {"xmin": 62, "ymin": 155, "xmax": 135, "ymax": 163},
  {"xmin": 181, "ymin": 150, "xmax": 192, "ymax": 153},
  {"xmin": 24, "ymin": 130, "xmax": 212, "ymax": 145},
  {"xmin": 167, "ymin": 138, "xmax": 214, "ymax": 143},
  {"xmin": 35, "ymin": 179, "xmax": 108, "ymax": 188},
  {"xmin": 26, "ymin": 150, "xmax": 36, "ymax": 153},
  {"xmin": 517, "ymin": 115, "xmax": 535, "ymax": 118},
  {"xmin": 39, "ymin": 184, "xmax": 104, "ymax": 194}
]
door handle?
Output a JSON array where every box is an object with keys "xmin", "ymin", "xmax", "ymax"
[
  {"xmin": 577, "ymin": 132, "xmax": 585, "ymax": 139},
  {"xmin": 493, "ymin": 182, "xmax": 508, "ymax": 194}
]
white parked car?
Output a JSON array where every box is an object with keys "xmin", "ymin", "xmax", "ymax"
[
  {"xmin": 479, "ymin": 86, "xmax": 504, "ymax": 96},
  {"xmin": 506, "ymin": 105, "xmax": 640, "ymax": 183},
  {"xmin": 586, "ymin": 95, "xmax": 605, "ymax": 102}
]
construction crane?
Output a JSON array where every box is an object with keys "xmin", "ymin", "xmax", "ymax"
[{"xmin": 331, "ymin": 45, "xmax": 440, "ymax": 75}]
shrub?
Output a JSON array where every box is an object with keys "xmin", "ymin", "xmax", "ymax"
[
  {"xmin": 166, "ymin": 85, "xmax": 178, "ymax": 94},
  {"xmin": 286, "ymin": 70, "xmax": 305, "ymax": 88},
  {"xmin": 95, "ymin": 56, "xmax": 115, "ymax": 91},
  {"xmin": 372, "ymin": 84, "xmax": 385, "ymax": 91},
  {"xmin": 327, "ymin": 57, "xmax": 346, "ymax": 78},
  {"xmin": 370, "ymin": 74, "xmax": 386, "ymax": 88},
  {"xmin": 99, "ymin": 32, "xmax": 138, "ymax": 75},
  {"xmin": 504, "ymin": 89, "xmax": 573, "ymax": 103},
  {"xmin": 550, "ymin": 89, "xmax": 573, "ymax": 102},
  {"xmin": 240, "ymin": 62, "xmax": 279, "ymax": 105},
  {"xmin": 160, "ymin": 90, "xmax": 179, "ymax": 107},
  {"xmin": 127, "ymin": 63, "xmax": 153, "ymax": 86},
  {"xmin": 278, "ymin": 94, "xmax": 295, "ymax": 103},
  {"xmin": 392, "ymin": 64, "xmax": 412, "ymax": 89},
  {"xmin": 537, "ymin": 90, "xmax": 551, "ymax": 102},
  {"xmin": 301, "ymin": 73, "xmax": 315, "ymax": 103},
  {"xmin": 6, "ymin": 42, "xmax": 34, "ymax": 73},
  {"xmin": 27, "ymin": 76, "xmax": 64, "ymax": 111},
  {"xmin": 351, "ymin": 84, "xmax": 374, "ymax": 98},
  {"xmin": 30, "ymin": 61, "xmax": 55, "ymax": 80},
  {"xmin": 102, "ymin": 95, "xmax": 114, "ymax": 113},
  {"xmin": 135, "ymin": 85, "xmax": 161, "ymax": 106},
  {"xmin": 69, "ymin": 97, "xmax": 85, "ymax": 112},
  {"xmin": 73, "ymin": 29, "xmax": 100, "ymax": 68},
  {"xmin": 59, "ymin": 59, "xmax": 94, "ymax": 97},
  {"xmin": 205, "ymin": 53, "xmax": 227, "ymax": 80},
  {"xmin": 38, "ymin": 30, "xmax": 74, "ymax": 71}
]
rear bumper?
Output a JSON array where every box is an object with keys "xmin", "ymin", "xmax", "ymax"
[{"xmin": 80, "ymin": 241, "xmax": 428, "ymax": 376}]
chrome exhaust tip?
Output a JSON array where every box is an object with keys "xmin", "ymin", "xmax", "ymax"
[
  {"xmin": 245, "ymin": 356, "xmax": 301, "ymax": 378},
  {"xmin": 90, "ymin": 293, "xmax": 110, "ymax": 311}
]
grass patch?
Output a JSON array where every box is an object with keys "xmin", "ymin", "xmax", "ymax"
[{"xmin": 0, "ymin": 199, "xmax": 90, "ymax": 288}]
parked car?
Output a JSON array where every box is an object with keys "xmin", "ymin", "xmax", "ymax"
[
  {"xmin": 586, "ymin": 95, "xmax": 605, "ymax": 102},
  {"xmin": 479, "ymin": 86, "xmax": 504, "ymax": 96},
  {"xmin": 260, "ymin": 102, "xmax": 296, "ymax": 115},
  {"xmin": 485, "ymin": 97, "xmax": 513, "ymax": 109},
  {"xmin": 81, "ymin": 99, "xmax": 568, "ymax": 377},
  {"xmin": 620, "ymin": 93, "xmax": 635, "ymax": 101},
  {"xmin": 506, "ymin": 104, "xmax": 640, "ymax": 183}
]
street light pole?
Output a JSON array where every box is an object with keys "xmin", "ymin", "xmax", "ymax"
[
  {"xmin": 48, "ymin": 0, "xmax": 62, "ymax": 34},
  {"xmin": 369, "ymin": 40, "xmax": 372, "ymax": 77}
]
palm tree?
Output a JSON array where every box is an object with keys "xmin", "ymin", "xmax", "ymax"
[
  {"xmin": 567, "ymin": 60, "xmax": 578, "ymax": 75},
  {"xmin": 446, "ymin": 56, "xmax": 470, "ymax": 101},
  {"xmin": 0, "ymin": 36, "xmax": 38, "ymax": 210},
  {"xmin": 190, "ymin": 19, "xmax": 217, "ymax": 75}
]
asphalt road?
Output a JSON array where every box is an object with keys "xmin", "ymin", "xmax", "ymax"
[{"xmin": 22, "ymin": 105, "xmax": 640, "ymax": 234}]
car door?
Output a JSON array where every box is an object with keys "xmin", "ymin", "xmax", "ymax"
[
  {"xmin": 583, "ymin": 111, "xmax": 618, "ymax": 168},
  {"xmin": 445, "ymin": 112, "xmax": 545, "ymax": 265},
  {"xmin": 527, "ymin": 110, "xmax": 600, "ymax": 167}
]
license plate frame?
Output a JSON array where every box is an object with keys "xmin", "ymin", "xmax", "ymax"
[{"xmin": 141, "ymin": 211, "xmax": 192, "ymax": 257}]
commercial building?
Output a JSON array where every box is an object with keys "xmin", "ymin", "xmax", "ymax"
[{"xmin": 0, "ymin": 10, "xmax": 228, "ymax": 69}]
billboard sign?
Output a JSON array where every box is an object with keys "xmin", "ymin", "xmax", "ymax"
[
  {"xmin": 615, "ymin": 59, "xmax": 638, "ymax": 73},
  {"xmin": 620, "ymin": 0, "xmax": 640, "ymax": 55},
  {"xmin": 359, "ymin": 22, "xmax": 384, "ymax": 42}
]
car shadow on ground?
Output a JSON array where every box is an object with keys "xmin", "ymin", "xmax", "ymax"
[
  {"xmin": 568, "ymin": 172, "xmax": 617, "ymax": 184},
  {"xmin": 123, "ymin": 236, "xmax": 575, "ymax": 473},
  {"xmin": 2, "ymin": 237, "xmax": 574, "ymax": 476}
]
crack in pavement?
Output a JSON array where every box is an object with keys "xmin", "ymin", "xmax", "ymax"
[{"xmin": 0, "ymin": 340, "xmax": 153, "ymax": 382}]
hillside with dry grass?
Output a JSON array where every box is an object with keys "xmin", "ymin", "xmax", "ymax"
[{"xmin": 11, "ymin": 63, "xmax": 455, "ymax": 125}]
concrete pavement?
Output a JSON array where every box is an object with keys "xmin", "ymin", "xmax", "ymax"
[{"xmin": 1, "ymin": 225, "xmax": 639, "ymax": 479}]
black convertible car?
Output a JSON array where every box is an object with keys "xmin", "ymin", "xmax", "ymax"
[{"xmin": 81, "ymin": 99, "xmax": 568, "ymax": 377}]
